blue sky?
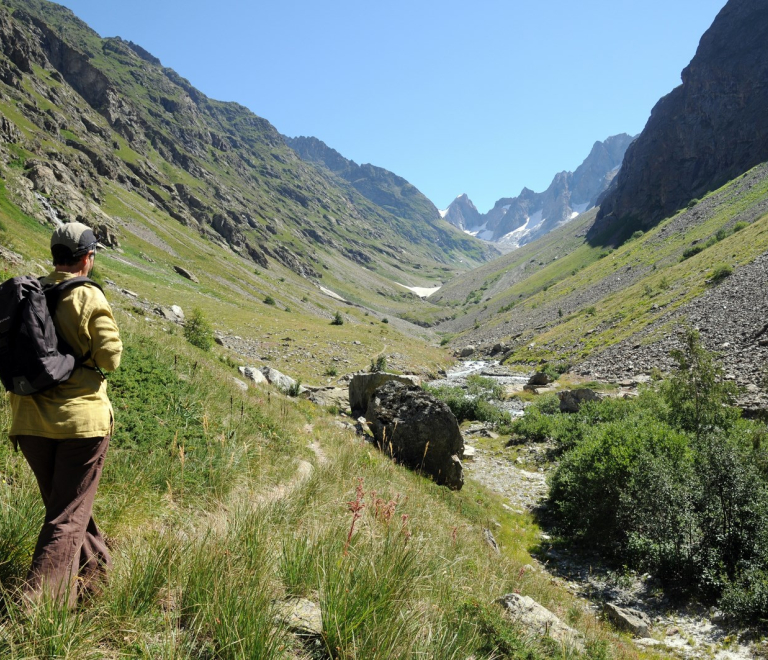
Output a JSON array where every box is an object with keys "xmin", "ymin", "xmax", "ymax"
[{"xmin": 58, "ymin": 0, "xmax": 726, "ymax": 212}]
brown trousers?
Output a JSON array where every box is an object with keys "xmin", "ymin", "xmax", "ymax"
[{"xmin": 16, "ymin": 434, "xmax": 111, "ymax": 608}]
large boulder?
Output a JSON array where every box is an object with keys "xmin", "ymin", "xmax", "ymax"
[
  {"xmin": 527, "ymin": 371, "xmax": 553, "ymax": 387},
  {"xmin": 308, "ymin": 387, "xmax": 349, "ymax": 410},
  {"xmin": 558, "ymin": 388, "xmax": 600, "ymax": 413},
  {"xmin": 364, "ymin": 380, "xmax": 463, "ymax": 490},
  {"xmin": 239, "ymin": 366, "xmax": 267, "ymax": 385},
  {"xmin": 348, "ymin": 372, "xmax": 421, "ymax": 415},
  {"xmin": 261, "ymin": 367, "xmax": 300, "ymax": 393}
]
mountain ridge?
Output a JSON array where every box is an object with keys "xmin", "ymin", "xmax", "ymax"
[{"xmin": 442, "ymin": 134, "xmax": 634, "ymax": 249}]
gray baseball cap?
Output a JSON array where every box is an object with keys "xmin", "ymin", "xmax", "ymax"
[{"xmin": 50, "ymin": 222, "xmax": 101, "ymax": 257}]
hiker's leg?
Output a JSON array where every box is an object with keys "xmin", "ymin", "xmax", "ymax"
[{"xmin": 18, "ymin": 434, "xmax": 110, "ymax": 607}]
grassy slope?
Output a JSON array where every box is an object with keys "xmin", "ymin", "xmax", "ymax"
[
  {"xmin": 432, "ymin": 166, "xmax": 768, "ymax": 364},
  {"xmin": 0, "ymin": 302, "xmax": 650, "ymax": 659},
  {"xmin": 3, "ymin": 0, "xmax": 495, "ymax": 293}
]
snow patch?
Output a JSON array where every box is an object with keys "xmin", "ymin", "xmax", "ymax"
[
  {"xmin": 439, "ymin": 208, "xmax": 449, "ymax": 218},
  {"xmin": 319, "ymin": 286, "xmax": 346, "ymax": 302},
  {"xmin": 395, "ymin": 282, "xmax": 441, "ymax": 298}
]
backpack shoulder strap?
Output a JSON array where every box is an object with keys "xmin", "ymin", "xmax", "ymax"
[{"xmin": 44, "ymin": 277, "xmax": 103, "ymax": 317}]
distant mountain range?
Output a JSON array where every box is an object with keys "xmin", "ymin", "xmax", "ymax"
[{"xmin": 442, "ymin": 134, "xmax": 634, "ymax": 250}]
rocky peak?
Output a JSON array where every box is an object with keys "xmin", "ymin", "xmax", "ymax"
[
  {"xmin": 591, "ymin": 0, "xmax": 768, "ymax": 243},
  {"xmin": 442, "ymin": 193, "xmax": 482, "ymax": 230}
]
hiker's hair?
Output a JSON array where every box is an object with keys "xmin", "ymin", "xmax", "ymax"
[{"xmin": 51, "ymin": 244, "xmax": 83, "ymax": 267}]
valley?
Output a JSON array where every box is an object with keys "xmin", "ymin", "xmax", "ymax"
[{"xmin": 0, "ymin": 0, "xmax": 767, "ymax": 657}]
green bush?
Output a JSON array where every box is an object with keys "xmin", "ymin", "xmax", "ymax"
[
  {"xmin": 263, "ymin": 295, "xmax": 276, "ymax": 305},
  {"xmin": 546, "ymin": 331, "xmax": 768, "ymax": 618},
  {"xmin": 681, "ymin": 245, "xmax": 704, "ymax": 260},
  {"xmin": 709, "ymin": 263, "xmax": 733, "ymax": 283},
  {"xmin": 369, "ymin": 356, "xmax": 387, "ymax": 373},
  {"xmin": 331, "ymin": 311, "xmax": 344, "ymax": 325},
  {"xmin": 183, "ymin": 308, "xmax": 214, "ymax": 351},
  {"xmin": 424, "ymin": 384, "xmax": 511, "ymax": 427}
]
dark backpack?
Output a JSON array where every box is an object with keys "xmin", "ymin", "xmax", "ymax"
[{"xmin": 0, "ymin": 275, "xmax": 103, "ymax": 396}]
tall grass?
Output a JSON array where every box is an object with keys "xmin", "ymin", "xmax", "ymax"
[{"xmin": 0, "ymin": 314, "xmax": 639, "ymax": 657}]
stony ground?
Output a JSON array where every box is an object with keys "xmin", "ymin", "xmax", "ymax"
[{"xmin": 578, "ymin": 249, "xmax": 768, "ymax": 412}]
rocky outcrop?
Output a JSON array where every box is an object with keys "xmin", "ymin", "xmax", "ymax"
[
  {"xmin": 591, "ymin": 0, "xmax": 768, "ymax": 243},
  {"xmin": 365, "ymin": 380, "xmax": 464, "ymax": 489},
  {"xmin": 348, "ymin": 372, "xmax": 421, "ymax": 415},
  {"xmin": 441, "ymin": 193, "xmax": 482, "ymax": 231}
]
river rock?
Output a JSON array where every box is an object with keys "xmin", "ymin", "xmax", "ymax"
[
  {"xmin": 496, "ymin": 593, "xmax": 583, "ymax": 650},
  {"xmin": 558, "ymin": 388, "xmax": 600, "ymax": 413},
  {"xmin": 348, "ymin": 372, "xmax": 421, "ymax": 415},
  {"xmin": 365, "ymin": 380, "xmax": 464, "ymax": 490},
  {"xmin": 528, "ymin": 371, "xmax": 553, "ymax": 386},
  {"xmin": 238, "ymin": 366, "xmax": 267, "ymax": 385},
  {"xmin": 458, "ymin": 346, "xmax": 476, "ymax": 358},
  {"xmin": 603, "ymin": 603, "xmax": 651, "ymax": 637}
]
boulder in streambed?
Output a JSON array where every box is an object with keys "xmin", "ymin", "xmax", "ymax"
[{"xmin": 364, "ymin": 380, "xmax": 463, "ymax": 490}]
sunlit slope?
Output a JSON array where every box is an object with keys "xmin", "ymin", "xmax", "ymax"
[{"xmin": 433, "ymin": 164, "xmax": 768, "ymax": 372}]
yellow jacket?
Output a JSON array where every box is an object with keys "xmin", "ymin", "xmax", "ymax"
[{"xmin": 9, "ymin": 271, "xmax": 122, "ymax": 439}]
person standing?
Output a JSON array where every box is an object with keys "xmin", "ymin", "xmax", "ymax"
[{"xmin": 9, "ymin": 222, "xmax": 122, "ymax": 607}]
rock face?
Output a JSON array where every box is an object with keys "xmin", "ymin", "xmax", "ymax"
[
  {"xmin": 442, "ymin": 134, "xmax": 633, "ymax": 248},
  {"xmin": 308, "ymin": 387, "xmax": 349, "ymax": 410},
  {"xmin": 591, "ymin": 0, "xmax": 768, "ymax": 243},
  {"xmin": 348, "ymin": 372, "xmax": 421, "ymax": 415},
  {"xmin": 364, "ymin": 380, "xmax": 464, "ymax": 490},
  {"xmin": 496, "ymin": 593, "xmax": 583, "ymax": 649}
]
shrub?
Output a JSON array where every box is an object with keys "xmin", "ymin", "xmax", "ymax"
[
  {"xmin": 263, "ymin": 295, "xmax": 276, "ymax": 305},
  {"xmin": 369, "ymin": 356, "xmax": 387, "ymax": 373},
  {"xmin": 733, "ymin": 221, "xmax": 748, "ymax": 232},
  {"xmin": 681, "ymin": 245, "xmax": 704, "ymax": 260},
  {"xmin": 287, "ymin": 380, "xmax": 302, "ymax": 397},
  {"xmin": 585, "ymin": 306, "xmax": 597, "ymax": 316},
  {"xmin": 546, "ymin": 334, "xmax": 768, "ymax": 618},
  {"xmin": 331, "ymin": 311, "xmax": 344, "ymax": 325},
  {"xmin": 324, "ymin": 366, "xmax": 338, "ymax": 377},
  {"xmin": 709, "ymin": 263, "xmax": 733, "ymax": 283},
  {"xmin": 183, "ymin": 308, "xmax": 214, "ymax": 351},
  {"xmin": 382, "ymin": 318, "xmax": 389, "ymax": 324},
  {"xmin": 424, "ymin": 384, "xmax": 511, "ymax": 427},
  {"xmin": 630, "ymin": 230, "xmax": 644, "ymax": 241}
]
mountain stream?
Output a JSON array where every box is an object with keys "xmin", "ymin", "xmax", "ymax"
[{"xmin": 434, "ymin": 360, "xmax": 760, "ymax": 659}]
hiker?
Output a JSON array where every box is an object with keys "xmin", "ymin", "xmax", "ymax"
[{"xmin": 8, "ymin": 222, "xmax": 122, "ymax": 607}]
